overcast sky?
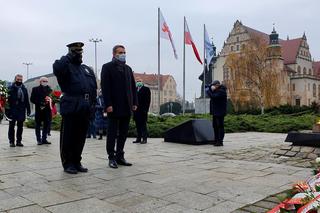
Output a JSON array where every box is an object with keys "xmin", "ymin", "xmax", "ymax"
[{"xmin": 0, "ymin": 0, "xmax": 319, "ymax": 101}]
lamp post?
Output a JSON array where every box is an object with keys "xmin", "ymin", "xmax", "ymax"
[
  {"xmin": 22, "ymin": 62, "xmax": 32, "ymax": 80},
  {"xmin": 89, "ymin": 38, "xmax": 102, "ymax": 78}
]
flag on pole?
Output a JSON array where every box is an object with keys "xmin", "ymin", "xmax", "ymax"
[
  {"xmin": 184, "ymin": 19, "xmax": 202, "ymax": 64},
  {"xmin": 159, "ymin": 10, "xmax": 178, "ymax": 59},
  {"xmin": 204, "ymin": 26, "xmax": 214, "ymax": 69}
]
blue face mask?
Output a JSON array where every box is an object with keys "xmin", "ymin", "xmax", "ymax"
[{"xmin": 116, "ymin": 54, "xmax": 126, "ymax": 62}]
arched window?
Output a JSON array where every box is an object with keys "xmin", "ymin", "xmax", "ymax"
[
  {"xmin": 313, "ymin": 83, "xmax": 317, "ymax": 97},
  {"xmin": 303, "ymin": 67, "xmax": 307, "ymax": 75},
  {"xmin": 230, "ymin": 46, "xmax": 234, "ymax": 51},
  {"xmin": 309, "ymin": 69, "xmax": 312, "ymax": 75},
  {"xmin": 297, "ymin": 66, "xmax": 301, "ymax": 74}
]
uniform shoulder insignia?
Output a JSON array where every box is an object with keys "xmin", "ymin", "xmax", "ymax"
[{"xmin": 84, "ymin": 67, "xmax": 91, "ymax": 74}]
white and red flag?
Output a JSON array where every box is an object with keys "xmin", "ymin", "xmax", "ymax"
[
  {"xmin": 159, "ymin": 10, "xmax": 178, "ymax": 59},
  {"xmin": 184, "ymin": 19, "xmax": 202, "ymax": 64}
]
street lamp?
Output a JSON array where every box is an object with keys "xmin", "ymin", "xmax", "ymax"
[
  {"xmin": 22, "ymin": 62, "xmax": 32, "ymax": 80},
  {"xmin": 89, "ymin": 38, "xmax": 102, "ymax": 78}
]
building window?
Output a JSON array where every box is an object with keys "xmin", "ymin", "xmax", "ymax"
[
  {"xmin": 292, "ymin": 84, "xmax": 295, "ymax": 91},
  {"xmin": 236, "ymin": 45, "xmax": 239, "ymax": 51},
  {"xmin": 230, "ymin": 46, "xmax": 234, "ymax": 51},
  {"xmin": 241, "ymin": 44, "xmax": 246, "ymax": 50},
  {"xmin": 223, "ymin": 67, "xmax": 229, "ymax": 80},
  {"xmin": 236, "ymin": 36, "xmax": 239, "ymax": 42},
  {"xmin": 308, "ymin": 99, "xmax": 311, "ymax": 106},
  {"xmin": 297, "ymin": 66, "xmax": 301, "ymax": 74},
  {"xmin": 313, "ymin": 83, "xmax": 317, "ymax": 97},
  {"xmin": 295, "ymin": 99, "xmax": 300, "ymax": 106},
  {"xmin": 303, "ymin": 67, "xmax": 307, "ymax": 75},
  {"xmin": 309, "ymin": 69, "xmax": 312, "ymax": 75},
  {"xmin": 308, "ymin": 83, "xmax": 310, "ymax": 91}
]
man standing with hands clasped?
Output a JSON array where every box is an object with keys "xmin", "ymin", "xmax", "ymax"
[{"xmin": 101, "ymin": 45, "xmax": 138, "ymax": 169}]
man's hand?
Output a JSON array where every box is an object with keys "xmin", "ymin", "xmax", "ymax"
[
  {"xmin": 132, "ymin": 105, "xmax": 137, "ymax": 111},
  {"xmin": 211, "ymin": 85, "xmax": 216, "ymax": 91},
  {"xmin": 106, "ymin": 106, "xmax": 113, "ymax": 113}
]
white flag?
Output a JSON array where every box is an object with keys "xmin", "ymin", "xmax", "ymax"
[{"xmin": 159, "ymin": 10, "xmax": 178, "ymax": 59}]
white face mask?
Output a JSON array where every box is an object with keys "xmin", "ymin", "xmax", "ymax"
[{"xmin": 41, "ymin": 82, "xmax": 48, "ymax": 87}]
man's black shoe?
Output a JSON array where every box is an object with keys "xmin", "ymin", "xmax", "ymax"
[
  {"xmin": 37, "ymin": 141, "xmax": 43, "ymax": 145},
  {"xmin": 116, "ymin": 158, "xmax": 132, "ymax": 166},
  {"xmin": 108, "ymin": 160, "xmax": 118, "ymax": 169},
  {"xmin": 213, "ymin": 142, "xmax": 224, "ymax": 146},
  {"xmin": 16, "ymin": 143, "xmax": 24, "ymax": 147},
  {"xmin": 64, "ymin": 166, "xmax": 78, "ymax": 174},
  {"xmin": 9, "ymin": 143, "xmax": 15, "ymax": 147},
  {"xmin": 42, "ymin": 140, "xmax": 51, "ymax": 144},
  {"xmin": 132, "ymin": 139, "xmax": 141, "ymax": 143},
  {"xmin": 140, "ymin": 139, "xmax": 147, "ymax": 144},
  {"xmin": 75, "ymin": 164, "xmax": 88, "ymax": 173}
]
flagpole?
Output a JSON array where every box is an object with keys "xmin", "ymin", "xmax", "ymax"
[
  {"xmin": 203, "ymin": 24, "xmax": 206, "ymax": 114},
  {"xmin": 157, "ymin": 7, "xmax": 161, "ymax": 114},
  {"xmin": 182, "ymin": 16, "xmax": 186, "ymax": 115}
]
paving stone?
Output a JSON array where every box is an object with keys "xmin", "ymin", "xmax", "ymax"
[
  {"xmin": 284, "ymin": 151, "xmax": 297, "ymax": 157},
  {"xmin": 264, "ymin": 196, "xmax": 281, "ymax": 203},
  {"xmin": 7, "ymin": 205, "xmax": 50, "ymax": 213},
  {"xmin": 202, "ymin": 201, "xmax": 245, "ymax": 213},
  {"xmin": 152, "ymin": 204, "xmax": 201, "ymax": 213},
  {"xmin": 0, "ymin": 197, "xmax": 34, "ymax": 211},
  {"xmin": 308, "ymin": 153, "xmax": 318, "ymax": 159},
  {"xmin": 274, "ymin": 150, "xmax": 288, "ymax": 155},
  {"xmin": 296, "ymin": 152, "xmax": 309, "ymax": 158},
  {"xmin": 313, "ymin": 148, "xmax": 320, "ymax": 155},
  {"xmin": 291, "ymin": 146, "xmax": 301, "ymax": 152},
  {"xmin": 124, "ymin": 198, "xmax": 171, "ymax": 213},
  {"xmin": 280, "ymin": 145, "xmax": 292, "ymax": 150},
  {"xmin": 301, "ymin": 147, "xmax": 315, "ymax": 153},
  {"xmin": 241, "ymin": 205, "xmax": 269, "ymax": 213},
  {"xmin": 46, "ymin": 198, "xmax": 126, "ymax": 213},
  {"xmin": 253, "ymin": 200, "xmax": 278, "ymax": 209}
]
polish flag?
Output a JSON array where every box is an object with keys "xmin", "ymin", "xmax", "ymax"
[
  {"xmin": 184, "ymin": 19, "xmax": 202, "ymax": 64},
  {"xmin": 159, "ymin": 10, "xmax": 178, "ymax": 59}
]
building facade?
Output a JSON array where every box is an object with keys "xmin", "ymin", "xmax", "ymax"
[{"xmin": 213, "ymin": 20, "xmax": 320, "ymax": 107}]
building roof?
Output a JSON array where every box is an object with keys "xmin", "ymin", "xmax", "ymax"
[
  {"xmin": 24, "ymin": 73, "xmax": 55, "ymax": 84},
  {"xmin": 280, "ymin": 38, "xmax": 302, "ymax": 65},
  {"xmin": 133, "ymin": 73, "xmax": 173, "ymax": 90},
  {"xmin": 313, "ymin": 61, "xmax": 320, "ymax": 76},
  {"xmin": 242, "ymin": 24, "xmax": 303, "ymax": 65}
]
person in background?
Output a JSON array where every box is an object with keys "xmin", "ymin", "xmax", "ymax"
[
  {"xmin": 86, "ymin": 100, "xmax": 97, "ymax": 139},
  {"xmin": 133, "ymin": 78, "xmax": 151, "ymax": 144},
  {"xmin": 7, "ymin": 74, "xmax": 31, "ymax": 147},
  {"xmin": 30, "ymin": 77, "xmax": 52, "ymax": 145},
  {"xmin": 100, "ymin": 44, "xmax": 138, "ymax": 169},
  {"xmin": 206, "ymin": 80, "xmax": 227, "ymax": 146},
  {"xmin": 95, "ymin": 90, "xmax": 108, "ymax": 140}
]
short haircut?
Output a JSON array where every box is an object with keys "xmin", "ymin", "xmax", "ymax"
[
  {"xmin": 39, "ymin": 76, "xmax": 48, "ymax": 82},
  {"xmin": 112, "ymin": 45, "xmax": 125, "ymax": 54},
  {"xmin": 14, "ymin": 74, "xmax": 23, "ymax": 81}
]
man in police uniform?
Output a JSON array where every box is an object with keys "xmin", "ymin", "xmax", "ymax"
[{"xmin": 53, "ymin": 42, "xmax": 97, "ymax": 174}]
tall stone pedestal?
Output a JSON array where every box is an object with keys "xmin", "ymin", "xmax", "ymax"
[{"xmin": 195, "ymin": 98, "xmax": 210, "ymax": 114}]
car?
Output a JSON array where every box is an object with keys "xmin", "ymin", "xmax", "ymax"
[{"xmin": 160, "ymin": 112, "xmax": 176, "ymax": 117}]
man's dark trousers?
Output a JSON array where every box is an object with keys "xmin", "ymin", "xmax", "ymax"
[
  {"xmin": 35, "ymin": 110, "xmax": 50, "ymax": 142},
  {"xmin": 60, "ymin": 113, "xmax": 90, "ymax": 169},
  {"xmin": 212, "ymin": 116, "xmax": 225, "ymax": 142},
  {"xmin": 107, "ymin": 116, "xmax": 130, "ymax": 160},
  {"xmin": 134, "ymin": 113, "xmax": 148, "ymax": 140},
  {"xmin": 8, "ymin": 120, "xmax": 24, "ymax": 144}
]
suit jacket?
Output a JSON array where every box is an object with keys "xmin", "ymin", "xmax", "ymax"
[
  {"xmin": 100, "ymin": 60, "xmax": 138, "ymax": 117},
  {"xmin": 206, "ymin": 85, "xmax": 227, "ymax": 116},
  {"xmin": 30, "ymin": 85, "xmax": 52, "ymax": 116},
  {"xmin": 7, "ymin": 84, "xmax": 30, "ymax": 121},
  {"xmin": 136, "ymin": 86, "xmax": 151, "ymax": 114}
]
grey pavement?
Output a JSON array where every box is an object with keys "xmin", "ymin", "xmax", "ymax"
[{"xmin": 0, "ymin": 121, "xmax": 310, "ymax": 212}]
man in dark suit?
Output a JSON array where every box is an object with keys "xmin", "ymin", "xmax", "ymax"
[
  {"xmin": 53, "ymin": 42, "xmax": 97, "ymax": 174},
  {"xmin": 133, "ymin": 78, "xmax": 151, "ymax": 144},
  {"xmin": 206, "ymin": 80, "xmax": 227, "ymax": 146},
  {"xmin": 7, "ymin": 74, "xmax": 31, "ymax": 147},
  {"xmin": 30, "ymin": 77, "xmax": 52, "ymax": 145},
  {"xmin": 101, "ymin": 45, "xmax": 138, "ymax": 169}
]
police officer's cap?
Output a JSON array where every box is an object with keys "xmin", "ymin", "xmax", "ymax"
[{"xmin": 66, "ymin": 42, "xmax": 84, "ymax": 48}]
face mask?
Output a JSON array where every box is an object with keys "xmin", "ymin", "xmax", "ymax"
[
  {"xmin": 116, "ymin": 54, "xmax": 126, "ymax": 62},
  {"xmin": 136, "ymin": 82, "xmax": 143, "ymax": 87},
  {"xmin": 15, "ymin": 81, "xmax": 22, "ymax": 86},
  {"xmin": 41, "ymin": 82, "xmax": 48, "ymax": 87}
]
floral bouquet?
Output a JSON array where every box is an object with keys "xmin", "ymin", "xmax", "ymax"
[
  {"xmin": 49, "ymin": 90, "xmax": 62, "ymax": 104},
  {"xmin": 0, "ymin": 80, "xmax": 9, "ymax": 121}
]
